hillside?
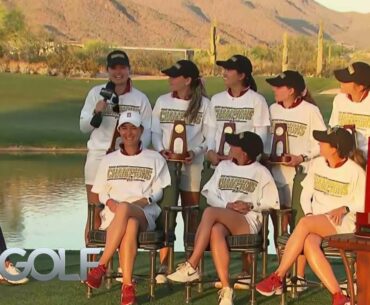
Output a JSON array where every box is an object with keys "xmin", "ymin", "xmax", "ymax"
[{"xmin": 2, "ymin": 0, "xmax": 370, "ymax": 48}]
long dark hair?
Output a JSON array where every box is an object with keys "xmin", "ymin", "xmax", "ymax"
[
  {"xmin": 292, "ymin": 88, "xmax": 317, "ymax": 106},
  {"xmin": 184, "ymin": 78, "xmax": 208, "ymax": 124},
  {"xmin": 241, "ymin": 74, "xmax": 257, "ymax": 92}
]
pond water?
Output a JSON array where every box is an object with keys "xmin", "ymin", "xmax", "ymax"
[{"xmin": 0, "ymin": 153, "xmax": 276, "ymax": 253}]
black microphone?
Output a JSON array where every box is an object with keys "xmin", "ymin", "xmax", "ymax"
[{"xmin": 90, "ymin": 82, "xmax": 116, "ymax": 128}]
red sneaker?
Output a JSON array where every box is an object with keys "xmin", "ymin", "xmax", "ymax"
[
  {"xmin": 121, "ymin": 284, "xmax": 137, "ymax": 305},
  {"xmin": 256, "ymin": 273, "xmax": 283, "ymax": 296},
  {"xmin": 332, "ymin": 292, "xmax": 350, "ymax": 305},
  {"xmin": 85, "ymin": 264, "xmax": 106, "ymax": 289}
]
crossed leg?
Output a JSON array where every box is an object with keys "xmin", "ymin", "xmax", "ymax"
[
  {"xmin": 275, "ymin": 214, "xmax": 338, "ymax": 292},
  {"xmin": 187, "ymin": 207, "xmax": 250, "ymax": 287}
]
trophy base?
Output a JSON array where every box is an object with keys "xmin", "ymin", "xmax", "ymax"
[
  {"xmin": 167, "ymin": 152, "xmax": 189, "ymax": 162},
  {"xmin": 355, "ymin": 212, "xmax": 370, "ymax": 238},
  {"xmin": 269, "ymin": 156, "xmax": 292, "ymax": 164}
]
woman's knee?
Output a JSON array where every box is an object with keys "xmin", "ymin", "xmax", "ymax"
[
  {"xmin": 210, "ymin": 223, "xmax": 228, "ymax": 239},
  {"xmin": 201, "ymin": 207, "xmax": 219, "ymax": 221},
  {"xmin": 126, "ymin": 218, "xmax": 140, "ymax": 232},
  {"xmin": 303, "ymin": 234, "xmax": 322, "ymax": 255}
]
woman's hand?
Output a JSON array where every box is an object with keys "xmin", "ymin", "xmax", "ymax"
[
  {"xmin": 184, "ymin": 150, "xmax": 195, "ymax": 164},
  {"xmin": 106, "ymin": 199, "xmax": 118, "ymax": 213},
  {"xmin": 326, "ymin": 206, "xmax": 347, "ymax": 226},
  {"xmin": 229, "ymin": 201, "xmax": 253, "ymax": 215},
  {"xmin": 284, "ymin": 154, "xmax": 304, "ymax": 167},
  {"xmin": 95, "ymin": 100, "xmax": 107, "ymax": 113},
  {"xmin": 207, "ymin": 150, "xmax": 228, "ymax": 166},
  {"xmin": 160, "ymin": 149, "xmax": 171, "ymax": 160}
]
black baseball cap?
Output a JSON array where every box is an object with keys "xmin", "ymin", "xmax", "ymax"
[
  {"xmin": 266, "ymin": 70, "xmax": 306, "ymax": 93},
  {"xmin": 334, "ymin": 62, "xmax": 370, "ymax": 87},
  {"xmin": 225, "ymin": 131, "xmax": 263, "ymax": 160},
  {"xmin": 161, "ymin": 60, "xmax": 200, "ymax": 79},
  {"xmin": 107, "ymin": 50, "xmax": 130, "ymax": 68},
  {"xmin": 216, "ymin": 55, "xmax": 253, "ymax": 75},
  {"xmin": 313, "ymin": 127, "xmax": 354, "ymax": 156}
]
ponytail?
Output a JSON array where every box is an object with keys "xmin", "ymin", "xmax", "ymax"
[
  {"xmin": 242, "ymin": 74, "xmax": 257, "ymax": 92},
  {"xmin": 184, "ymin": 78, "xmax": 208, "ymax": 124},
  {"xmin": 302, "ymin": 90, "xmax": 317, "ymax": 106}
]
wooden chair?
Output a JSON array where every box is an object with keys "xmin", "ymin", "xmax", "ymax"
[
  {"xmin": 85, "ymin": 161, "xmax": 180, "ymax": 301},
  {"xmin": 178, "ymin": 161, "xmax": 273, "ymax": 305},
  {"xmin": 276, "ymin": 165, "xmax": 356, "ymax": 305}
]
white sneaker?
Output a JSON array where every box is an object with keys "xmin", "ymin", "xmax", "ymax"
[
  {"xmin": 1, "ymin": 263, "xmax": 29, "ymax": 285},
  {"xmin": 155, "ymin": 265, "xmax": 168, "ymax": 284},
  {"xmin": 286, "ymin": 277, "xmax": 307, "ymax": 292},
  {"xmin": 214, "ymin": 272, "xmax": 251, "ymax": 290},
  {"xmin": 167, "ymin": 262, "xmax": 199, "ymax": 283},
  {"xmin": 339, "ymin": 280, "xmax": 357, "ymax": 296},
  {"xmin": 218, "ymin": 287, "xmax": 234, "ymax": 305}
]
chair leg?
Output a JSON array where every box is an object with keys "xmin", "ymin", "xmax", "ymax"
[
  {"xmin": 262, "ymin": 249, "xmax": 267, "ymax": 278},
  {"xmin": 185, "ymin": 281, "xmax": 192, "ymax": 304},
  {"xmin": 290, "ymin": 262, "xmax": 298, "ymax": 299},
  {"xmin": 197, "ymin": 255, "xmax": 204, "ymax": 293},
  {"xmin": 340, "ymin": 250, "xmax": 355, "ymax": 305},
  {"xmin": 249, "ymin": 252, "xmax": 257, "ymax": 305},
  {"xmin": 281, "ymin": 275, "xmax": 287, "ymax": 305},
  {"xmin": 149, "ymin": 250, "xmax": 157, "ymax": 301},
  {"xmin": 105, "ymin": 259, "xmax": 113, "ymax": 289},
  {"xmin": 168, "ymin": 246, "xmax": 175, "ymax": 274},
  {"xmin": 87, "ymin": 253, "xmax": 93, "ymax": 299}
]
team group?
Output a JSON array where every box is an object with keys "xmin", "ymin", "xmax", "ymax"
[{"xmin": 79, "ymin": 50, "xmax": 370, "ymax": 305}]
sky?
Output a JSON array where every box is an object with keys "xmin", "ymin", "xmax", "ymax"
[{"xmin": 315, "ymin": 0, "xmax": 370, "ymax": 13}]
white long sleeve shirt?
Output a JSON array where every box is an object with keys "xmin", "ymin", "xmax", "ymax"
[
  {"xmin": 201, "ymin": 160, "xmax": 280, "ymax": 223},
  {"xmin": 151, "ymin": 93, "xmax": 215, "ymax": 159},
  {"xmin": 208, "ymin": 89, "xmax": 270, "ymax": 154},
  {"xmin": 300, "ymin": 157, "xmax": 365, "ymax": 232},
  {"xmin": 267, "ymin": 100, "xmax": 326, "ymax": 187},
  {"xmin": 329, "ymin": 93, "xmax": 370, "ymax": 158},
  {"xmin": 80, "ymin": 83, "xmax": 152, "ymax": 150}
]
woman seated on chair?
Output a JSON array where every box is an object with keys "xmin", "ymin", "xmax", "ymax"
[
  {"xmin": 167, "ymin": 131, "xmax": 280, "ymax": 305},
  {"xmin": 85, "ymin": 111, "xmax": 170, "ymax": 305},
  {"xmin": 256, "ymin": 127, "xmax": 365, "ymax": 305}
]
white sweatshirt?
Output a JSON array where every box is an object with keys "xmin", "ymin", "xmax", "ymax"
[
  {"xmin": 300, "ymin": 157, "xmax": 365, "ymax": 232},
  {"xmin": 329, "ymin": 93, "xmax": 370, "ymax": 158},
  {"xmin": 80, "ymin": 83, "xmax": 152, "ymax": 150},
  {"xmin": 268, "ymin": 100, "xmax": 326, "ymax": 187},
  {"xmin": 91, "ymin": 149, "xmax": 170, "ymax": 230},
  {"xmin": 151, "ymin": 93, "xmax": 215, "ymax": 159},
  {"xmin": 208, "ymin": 89, "xmax": 270, "ymax": 154},
  {"xmin": 202, "ymin": 160, "xmax": 280, "ymax": 224}
]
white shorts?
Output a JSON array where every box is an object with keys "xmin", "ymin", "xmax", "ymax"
[
  {"xmin": 244, "ymin": 211, "xmax": 262, "ymax": 234},
  {"xmin": 84, "ymin": 150, "xmax": 106, "ymax": 185},
  {"xmin": 99, "ymin": 202, "xmax": 161, "ymax": 232},
  {"xmin": 179, "ymin": 156, "xmax": 204, "ymax": 192},
  {"xmin": 325, "ymin": 214, "xmax": 356, "ymax": 235}
]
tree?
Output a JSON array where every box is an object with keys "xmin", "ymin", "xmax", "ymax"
[{"xmin": 316, "ymin": 21, "xmax": 324, "ymax": 76}]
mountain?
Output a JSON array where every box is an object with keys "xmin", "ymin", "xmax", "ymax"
[{"xmin": 2, "ymin": 0, "xmax": 370, "ymax": 49}]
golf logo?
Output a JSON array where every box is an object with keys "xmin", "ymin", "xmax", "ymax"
[{"xmin": 0, "ymin": 248, "xmax": 102, "ymax": 281}]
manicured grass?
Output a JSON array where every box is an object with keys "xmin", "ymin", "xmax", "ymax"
[
  {"xmin": 0, "ymin": 73, "xmax": 338, "ymax": 148},
  {"xmin": 0, "ymin": 251, "xmax": 345, "ymax": 305}
]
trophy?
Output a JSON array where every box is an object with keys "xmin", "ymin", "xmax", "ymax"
[
  {"xmin": 356, "ymin": 137, "xmax": 370, "ymax": 238},
  {"xmin": 168, "ymin": 120, "xmax": 189, "ymax": 161},
  {"xmin": 269, "ymin": 123, "xmax": 291, "ymax": 163},
  {"xmin": 218, "ymin": 122, "xmax": 236, "ymax": 156}
]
